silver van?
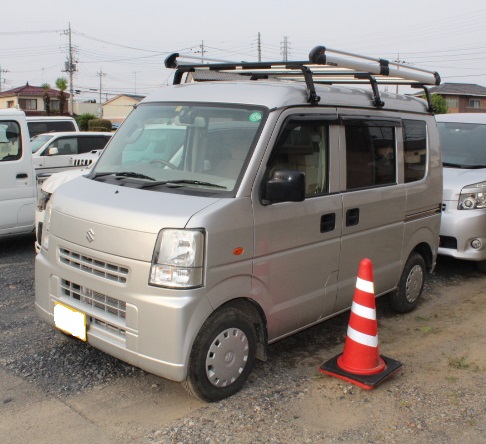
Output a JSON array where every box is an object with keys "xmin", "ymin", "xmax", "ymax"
[
  {"xmin": 35, "ymin": 46, "xmax": 442, "ymax": 401},
  {"xmin": 436, "ymin": 113, "xmax": 486, "ymax": 271}
]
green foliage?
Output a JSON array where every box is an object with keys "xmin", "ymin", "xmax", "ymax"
[
  {"xmin": 88, "ymin": 118, "xmax": 112, "ymax": 132},
  {"xmin": 56, "ymin": 77, "xmax": 69, "ymax": 115},
  {"xmin": 76, "ymin": 113, "xmax": 98, "ymax": 131},
  {"xmin": 422, "ymin": 93, "xmax": 448, "ymax": 114},
  {"xmin": 55, "ymin": 77, "xmax": 68, "ymax": 91}
]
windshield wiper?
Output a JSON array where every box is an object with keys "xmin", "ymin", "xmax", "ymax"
[
  {"xmin": 140, "ymin": 179, "xmax": 226, "ymax": 189},
  {"xmin": 443, "ymin": 162, "xmax": 486, "ymax": 169},
  {"xmin": 91, "ymin": 171, "xmax": 156, "ymax": 181}
]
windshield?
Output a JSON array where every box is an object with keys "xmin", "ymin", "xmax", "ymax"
[
  {"xmin": 438, "ymin": 122, "xmax": 486, "ymax": 168},
  {"xmin": 31, "ymin": 134, "xmax": 55, "ymax": 153},
  {"xmin": 93, "ymin": 103, "xmax": 266, "ymax": 193}
]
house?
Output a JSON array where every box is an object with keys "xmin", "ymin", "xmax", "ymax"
[
  {"xmin": 102, "ymin": 94, "xmax": 145, "ymax": 125},
  {"xmin": 426, "ymin": 83, "xmax": 486, "ymax": 113},
  {"xmin": 0, "ymin": 83, "xmax": 70, "ymax": 115}
]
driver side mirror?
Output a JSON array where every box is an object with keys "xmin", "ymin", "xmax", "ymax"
[
  {"xmin": 48, "ymin": 147, "xmax": 59, "ymax": 156},
  {"xmin": 262, "ymin": 170, "xmax": 305, "ymax": 205}
]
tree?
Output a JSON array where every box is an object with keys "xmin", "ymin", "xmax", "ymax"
[
  {"xmin": 56, "ymin": 77, "xmax": 68, "ymax": 116},
  {"xmin": 41, "ymin": 83, "xmax": 51, "ymax": 116},
  {"xmin": 423, "ymin": 93, "xmax": 448, "ymax": 114},
  {"xmin": 76, "ymin": 113, "xmax": 97, "ymax": 131}
]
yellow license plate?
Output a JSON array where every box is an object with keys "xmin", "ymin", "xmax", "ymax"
[{"xmin": 54, "ymin": 303, "xmax": 87, "ymax": 341}]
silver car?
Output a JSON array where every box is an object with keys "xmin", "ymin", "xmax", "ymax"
[
  {"xmin": 436, "ymin": 113, "xmax": 486, "ymax": 272},
  {"xmin": 35, "ymin": 47, "xmax": 442, "ymax": 402}
]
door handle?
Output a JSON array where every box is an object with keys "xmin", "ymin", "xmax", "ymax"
[
  {"xmin": 16, "ymin": 173, "xmax": 28, "ymax": 179},
  {"xmin": 320, "ymin": 213, "xmax": 336, "ymax": 233},
  {"xmin": 346, "ymin": 208, "xmax": 360, "ymax": 226}
]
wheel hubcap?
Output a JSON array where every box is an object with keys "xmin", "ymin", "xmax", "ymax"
[
  {"xmin": 206, "ymin": 328, "xmax": 249, "ymax": 387},
  {"xmin": 405, "ymin": 265, "xmax": 424, "ymax": 303}
]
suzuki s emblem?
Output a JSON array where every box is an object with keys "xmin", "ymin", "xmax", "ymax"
[{"xmin": 86, "ymin": 229, "xmax": 95, "ymax": 243}]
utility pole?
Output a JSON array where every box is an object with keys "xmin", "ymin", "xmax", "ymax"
[
  {"xmin": 257, "ymin": 32, "xmax": 262, "ymax": 62},
  {"xmin": 195, "ymin": 40, "xmax": 206, "ymax": 63},
  {"xmin": 0, "ymin": 66, "xmax": 9, "ymax": 92},
  {"xmin": 97, "ymin": 69, "xmax": 107, "ymax": 117},
  {"xmin": 281, "ymin": 36, "xmax": 290, "ymax": 62},
  {"xmin": 63, "ymin": 23, "xmax": 77, "ymax": 115}
]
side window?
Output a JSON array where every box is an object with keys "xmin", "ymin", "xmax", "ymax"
[
  {"xmin": 45, "ymin": 137, "xmax": 77, "ymax": 156},
  {"xmin": 345, "ymin": 122, "xmax": 396, "ymax": 190},
  {"xmin": 403, "ymin": 120, "xmax": 427, "ymax": 183},
  {"xmin": 266, "ymin": 119, "xmax": 329, "ymax": 196},
  {"xmin": 78, "ymin": 136, "xmax": 110, "ymax": 153},
  {"xmin": 0, "ymin": 121, "xmax": 21, "ymax": 162}
]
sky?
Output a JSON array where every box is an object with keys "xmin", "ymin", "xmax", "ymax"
[{"xmin": 1, "ymin": 0, "xmax": 486, "ymax": 103}]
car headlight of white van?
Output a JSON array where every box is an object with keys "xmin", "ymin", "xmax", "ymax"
[
  {"xmin": 150, "ymin": 229, "xmax": 205, "ymax": 288},
  {"xmin": 458, "ymin": 182, "xmax": 486, "ymax": 210},
  {"xmin": 41, "ymin": 200, "xmax": 53, "ymax": 250}
]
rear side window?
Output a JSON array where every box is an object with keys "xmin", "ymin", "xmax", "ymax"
[
  {"xmin": 0, "ymin": 121, "xmax": 22, "ymax": 162},
  {"xmin": 345, "ymin": 121, "xmax": 396, "ymax": 190},
  {"xmin": 78, "ymin": 136, "xmax": 111, "ymax": 153},
  {"xmin": 403, "ymin": 120, "xmax": 427, "ymax": 183}
]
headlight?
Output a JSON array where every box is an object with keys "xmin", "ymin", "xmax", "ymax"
[
  {"xmin": 458, "ymin": 182, "xmax": 486, "ymax": 210},
  {"xmin": 41, "ymin": 200, "xmax": 52, "ymax": 250},
  {"xmin": 150, "ymin": 229, "xmax": 205, "ymax": 288},
  {"xmin": 37, "ymin": 190, "xmax": 52, "ymax": 211}
]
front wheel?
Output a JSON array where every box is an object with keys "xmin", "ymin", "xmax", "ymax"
[
  {"xmin": 183, "ymin": 307, "xmax": 257, "ymax": 402},
  {"xmin": 389, "ymin": 252, "xmax": 426, "ymax": 313}
]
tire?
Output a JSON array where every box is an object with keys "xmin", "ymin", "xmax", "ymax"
[
  {"xmin": 182, "ymin": 307, "xmax": 257, "ymax": 402},
  {"xmin": 389, "ymin": 252, "xmax": 426, "ymax": 313}
]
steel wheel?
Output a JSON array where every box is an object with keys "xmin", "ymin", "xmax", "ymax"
[
  {"xmin": 183, "ymin": 306, "xmax": 257, "ymax": 402},
  {"xmin": 206, "ymin": 327, "xmax": 249, "ymax": 387},
  {"xmin": 389, "ymin": 252, "xmax": 426, "ymax": 313},
  {"xmin": 405, "ymin": 264, "xmax": 424, "ymax": 304}
]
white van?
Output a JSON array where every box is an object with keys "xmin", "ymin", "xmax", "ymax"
[
  {"xmin": 436, "ymin": 113, "xmax": 486, "ymax": 271},
  {"xmin": 35, "ymin": 46, "xmax": 442, "ymax": 401},
  {"xmin": 30, "ymin": 131, "xmax": 112, "ymax": 174},
  {"xmin": 26, "ymin": 116, "xmax": 79, "ymax": 138},
  {"xmin": 0, "ymin": 109, "xmax": 37, "ymax": 237}
]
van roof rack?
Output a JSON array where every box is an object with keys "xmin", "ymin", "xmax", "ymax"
[{"xmin": 165, "ymin": 45, "xmax": 440, "ymax": 111}]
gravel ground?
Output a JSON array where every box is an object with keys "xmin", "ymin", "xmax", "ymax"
[{"xmin": 1, "ymin": 234, "xmax": 485, "ymax": 443}]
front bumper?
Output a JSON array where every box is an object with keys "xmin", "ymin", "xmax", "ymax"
[
  {"xmin": 35, "ymin": 236, "xmax": 213, "ymax": 382},
  {"xmin": 439, "ymin": 202, "xmax": 486, "ymax": 261}
]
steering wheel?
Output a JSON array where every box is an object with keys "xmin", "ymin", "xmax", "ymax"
[{"xmin": 148, "ymin": 159, "xmax": 178, "ymax": 169}]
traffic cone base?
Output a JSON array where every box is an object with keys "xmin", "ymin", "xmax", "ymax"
[{"xmin": 320, "ymin": 353, "xmax": 402, "ymax": 390}]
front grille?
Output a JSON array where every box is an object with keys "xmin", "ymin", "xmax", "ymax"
[
  {"xmin": 71, "ymin": 158, "xmax": 94, "ymax": 167},
  {"xmin": 61, "ymin": 279, "xmax": 126, "ymax": 320},
  {"xmin": 59, "ymin": 248, "xmax": 129, "ymax": 283},
  {"xmin": 439, "ymin": 236, "xmax": 457, "ymax": 249}
]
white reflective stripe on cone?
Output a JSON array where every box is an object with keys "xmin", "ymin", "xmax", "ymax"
[
  {"xmin": 356, "ymin": 277, "xmax": 374, "ymax": 294},
  {"xmin": 351, "ymin": 301, "xmax": 376, "ymax": 320},
  {"xmin": 347, "ymin": 325, "xmax": 379, "ymax": 348}
]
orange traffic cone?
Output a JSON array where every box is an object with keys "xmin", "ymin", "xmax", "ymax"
[{"xmin": 319, "ymin": 258, "xmax": 402, "ymax": 389}]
